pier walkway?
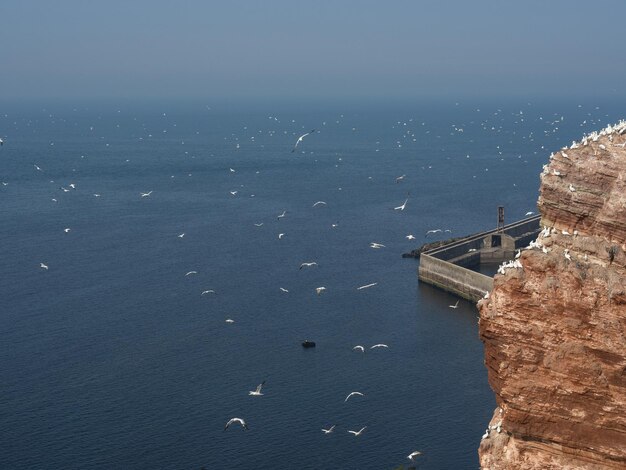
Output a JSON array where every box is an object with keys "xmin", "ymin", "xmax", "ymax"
[{"xmin": 418, "ymin": 215, "xmax": 541, "ymax": 301}]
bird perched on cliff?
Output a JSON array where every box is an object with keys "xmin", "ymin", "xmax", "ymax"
[
  {"xmin": 345, "ymin": 391, "xmax": 364, "ymax": 402},
  {"xmin": 407, "ymin": 451, "xmax": 422, "ymax": 461},
  {"xmin": 347, "ymin": 426, "xmax": 366, "ymax": 436},
  {"xmin": 224, "ymin": 417, "xmax": 248, "ymax": 431},
  {"xmin": 248, "ymin": 381, "xmax": 265, "ymax": 396},
  {"xmin": 291, "ymin": 129, "xmax": 316, "ymax": 152},
  {"xmin": 321, "ymin": 425, "xmax": 336, "ymax": 434},
  {"xmin": 564, "ymin": 249, "xmax": 572, "ymax": 262},
  {"xmin": 568, "ymin": 184, "xmax": 576, "ymax": 192}
]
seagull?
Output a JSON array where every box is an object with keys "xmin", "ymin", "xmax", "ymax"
[
  {"xmin": 64, "ymin": 228, "xmax": 71, "ymax": 233},
  {"xmin": 406, "ymin": 234, "xmax": 415, "ymax": 240},
  {"xmin": 178, "ymin": 233, "xmax": 185, "ymax": 238},
  {"xmin": 449, "ymin": 300, "xmax": 460, "ymax": 309},
  {"xmin": 396, "ymin": 174, "xmax": 406, "ymax": 183},
  {"xmin": 279, "ymin": 287, "xmax": 289, "ymax": 293},
  {"xmin": 568, "ymin": 184, "xmax": 576, "ymax": 192},
  {"xmin": 321, "ymin": 425, "xmax": 336, "ymax": 434},
  {"xmin": 277, "ymin": 210, "xmax": 286, "ymax": 220},
  {"xmin": 370, "ymin": 242, "xmax": 385, "ymax": 249},
  {"xmin": 299, "ymin": 262, "xmax": 318, "ymax": 270},
  {"xmin": 201, "ymin": 290, "xmax": 216, "ymax": 295},
  {"xmin": 564, "ymin": 249, "xmax": 572, "ymax": 261},
  {"xmin": 229, "ymin": 168, "xmax": 236, "ymax": 173},
  {"xmin": 291, "ymin": 129, "xmax": 316, "ymax": 152},
  {"xmin": 140, "ymin": 191, "xmax": 153, "ymax": 197},
  {"xmin": 315, "ymin": 287, "xmax": 326, "ymax": 295},
  {"xmin": 357, "ymin": 282, "xmax": 377, "ymax": 290},
  {"xmin": 345, "ymin": 391, "xmax": 364, "ymax": 402},
  {"xmin": 224, "ymin": 418, "xmax": 248, "ymax": 431},
  {"xmin": 68, "ymin": 183, "xmax": 76, "ymax": 189},
  {"xmin": 229, "ymin": 190, "xmax": 238, "ymax": 196},
  {"xmin": 407, "ymin": 451, "xmax": 422, "ymax": 461},
  {"xmin": 225, "ymin": 318, "xmax": 235, "ymax": 323},
  {"xmin": 525, "ymin": 211, "xmax": 534, "ymax": 216},
  {"xmin": 254, "ymin": 223, "xmax": 264, "ymax": 227},
  {"xmin": 348, "ymin": 427, "xmax": 367, "ymax": 436},
  {"xmin": 394, "ymin": 198, "xmax": 408, "ymax": 211},
  {"xmin": 185, "ymin": 271, "xmax": 198, "ymax": 276},
  {"xmin": 278, "ymin": 233, "xmax": 285, "ymax": 239},
  {"xmin": 34, "ymin": 164, "xmax": 43, "ymax": 171},
  {"xmin": 352, "ymin": 345, "xmax": 365, "ymax": 352},
  {"xmin": 248, "ymin": 381, "xmax": 265, "ymax": 396},
  {"xmin": 370, "ymin": 344, "xmax": 388, "ymax": 349},
  {"xmin": 0, "ymin": 138, "xmax": 3, "ymax": 146},
  {"xmin": 426, "ymin": 229, "xmax": 442, "ymax": 236},
  {"xmin": 39, "ymin": 262, "xmax": 49, "ymax": 270},
  {"xmin": 312, "ymin": 201, "xmax": 327, "ymax": 207}
]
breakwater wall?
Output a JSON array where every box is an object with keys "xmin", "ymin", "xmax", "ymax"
[{"xmin": 418, "ymin": 216, "xmax": 541, "ymax": 301}]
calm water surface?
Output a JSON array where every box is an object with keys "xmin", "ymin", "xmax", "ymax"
[{"xmin": 1, "ymin": 99, "xmax": 623, "ymax": 469}]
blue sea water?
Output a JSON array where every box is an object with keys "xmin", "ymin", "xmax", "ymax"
[{"xmin": 1, "ymin": 98, "xmax": 623, "ymax": 469}]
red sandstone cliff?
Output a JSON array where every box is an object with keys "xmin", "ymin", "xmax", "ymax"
[{"xmin": 478, "ymin": 121, "xmax": 626, "ymax": 469}]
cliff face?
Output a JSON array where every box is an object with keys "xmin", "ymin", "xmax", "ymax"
[{"xmin": 478, "ymin": 121, "xmax": 626, "ymax": 469}]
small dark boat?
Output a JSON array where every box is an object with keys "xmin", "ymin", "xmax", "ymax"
[{"xmin": 301, "ymin": 340, "xmax": 316, "ymax": 348}]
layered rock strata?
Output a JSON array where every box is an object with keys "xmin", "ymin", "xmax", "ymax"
[{"xmin": 478, "ymin": 121, "xmax": 626, "ymax": 469}]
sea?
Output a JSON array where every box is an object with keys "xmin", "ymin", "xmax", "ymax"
[{"xmin": 1, "ymin": 97, "xmax": 623, "ymax": 469}]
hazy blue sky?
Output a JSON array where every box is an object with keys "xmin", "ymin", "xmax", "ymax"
[{"xmin": 2, "ymin": 0, "xmax": 625, "ymax": 102}]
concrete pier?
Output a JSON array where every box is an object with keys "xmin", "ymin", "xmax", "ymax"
[{"xmin": 418, "ymin": 216, "xmax": 541, "ymax": 301}]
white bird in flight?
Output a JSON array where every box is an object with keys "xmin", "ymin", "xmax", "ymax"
[
  {"xmin": 277, "ymin": 210, "xmax": 286, "ymax": 220},
  {"xmin": 406, "ymin": 234, "xmax": 415, "ymax": 240},
  {"xmin": 279, "ymin": 287, "xmax": 289, "ymax": 293},
  {"xmin": 344, "ymin": 391, "xmax": 364, "ymax": 402},
  {"xmin": 321, "ymin": 425, "xmax": 336, "ymax": 434},
  {"xmin": 370, "ymin": 242, "xmax": 385, "ymax": 249},
  {"xmin": 425, "ymin": 229, "xmax": 442, "ymax": 236},
  {"xmin": 449, "ymin": 300, "xmax": 460, "ymax": 309},
  {"xmin": 64, "ymin": 228, "xmax": 71, "ymax": 233},
  {"xmin": 370, "ymin": 344, "xmax": 388, "ymax": 349},
  {"xmin": 248, "ymin": 381, "xmax": 265, "ymax": 396},
  {"xmin": 407, "ymin": 451, "xmax": 422, "ymax": 461},
  {"xmin": 254, "ymin": 223, "xmax": 264, "ymax": 227},
  {"xmin": 39, "ymin": 262, "xmax": 49, "ymax": 270},
  {"xmin": 357, "ymin": 282, "xmax": 377, "ymax": 290},
  {"xmin": 140, "ymin": 191, "xmax": 153, "ymax": 197},
  {"xmin": 278, "ymin": 233, "xmax": 285, "ymax": 239},
  {"xmin": 225, "ymin": 318, "xmax": 235, "ymax": 323},
  {"xmin": 299, "ymin": 262, "xmax": 318, "ymax": 270},
  {"xmin": 34, "ymin": 164, "xmax": 42, "ymax": 171},
  {"xmin": 348, "ymin": 427, "xmax": 367, "ymax": 436},
  {"xmin": 185, "ymin": 271, "xmax": 198, "ymax": 276},
  {"xmin": 353, "ymin": 345, "xmax": 365, "ymax": 352},
  {"xmin": 394, "ymin": 198, "xmax": 408, "ymax": 211},
  {"xmin": 178, "ymin": 233, "xmax": 185, "ymax": 238},
  {"xmin": 396, "ymin": 174, "xmax": 406, "ymax": 183},
  {"xmin": 312, "ymin": 201, "xmax": 327, "ymax": 207},
  {"xmin": 201, "ymin": 290, "xmax": 216, "ymax": 295},
  {"xmin": 291, "ymin": 129, "xmax": 316, "ymax": 152},
  {"xmin": 315, "ymin": 287, "xmax": 326, "ymax": 295},
  {"xmin": 224, "ymin": 418, "xmax": 248, "ymax": 431}
]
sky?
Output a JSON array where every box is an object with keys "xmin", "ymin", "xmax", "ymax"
[{"xmin": 1, "ymin": 0, "xmax": 625, "ymax": 103}]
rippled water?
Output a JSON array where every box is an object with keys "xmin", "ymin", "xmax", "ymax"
[{"xmin": 2, "ymin": 99, "xmax": 623, "ymax": 469}]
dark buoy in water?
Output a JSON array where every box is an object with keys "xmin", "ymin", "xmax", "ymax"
[{"xmin": 301, "ymin": 340, "xmax": 316, "ymax": 348}]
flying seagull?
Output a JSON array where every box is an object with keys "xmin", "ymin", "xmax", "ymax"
[
  {"xmin": 140, "ymin": 191, "xmax": 153, "ymax": 197},
  {"xmin": 396, "ymin": 174, "xmax": 406, "ymax": 183},
  {"xmin": 291, "ymin": 129, "xmax": 316, "ymax": 152},
  {"xmin": 185, "ymin": 271, "xmax": 198, "ymax": 276},
  {"xmin": 370, "ymin": 344, "xmax": 388, "ymax": 349},
  {"xmin": 357, "ymin": 282, "xmax": 377, "ymax": 290},
  {"xmin": 315, "ymin": 287, "xmax": 326, "ymax": 295},
  {"xmin": 279, "ymin": 287, "xmax": 289, "ymax": 293},
  {"xmin": 312, "ymin": 201, "xmax": 327, "ymax": 207},
  {"xmin": 0, "ymin": 138, "xmax": 3, "ymax": 146},
  {"xmin": 449, "ymin": 300, "xmax": 459, "ymax": 309},
  {"xmin": 39, "ymin": 262, "xmax": 49, "ymax": 270},
  {"xmin": 370, "ymin": 242, "xmax": 385, "ymax": 249},
  {"xmin": 201, "ymin": 290, "xmax": 216, "ymax": 295},
  {"xmin": 425, "ymin": 229, "xmax": 442, "ymax": 236},
  {"xmin": 407, "ymin": 451, "xmax": 422, "ymax": 461},
  {"xmin": 277, "ymin": 210, "xmax": 286, "ymax": 220},
  {"xmin": 321, "ymin": 425, "xmax": 336, "ymax": 434},
  {"xmin": 353, "ymin": 345, "xmax": 365, "ymax": 352},
  {"xmin": 394, "ymin": 198, "xmax": 408, "ymax": 211},
  {"xmin": 224, "ymin": 418, "xmax": 248, "ymax": 431},
  {"xmin": 344, "ymin": 391, "xmax": 364, "ymax": 402},
  {"xmin": 348, "ymin": 427, "xmax": 367, "ymax": 437},
  {"xmin": 406, "ymin": 234, "xmax": 416, "ymax": 240},
  {"xmin": 248, "ymin": 381, "xmax": 265, "ymax": 396},
  {"xmin": 299, "ymin": 262, "xmax": 318, "ymax": 270}
]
